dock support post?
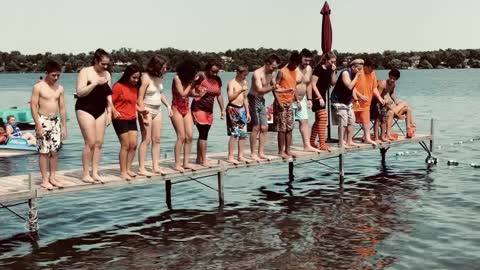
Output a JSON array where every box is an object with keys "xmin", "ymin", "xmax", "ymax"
[
  {"xmin": 217, "ymin": 161, "xmax": 225, "ymax": 206},
  {"xmin": 338, "ymin": 122, "xmax": 344, "ymax": 184},
  {"xmin": 430, "ymin": 118, "xmax": 434, "ymax": 153},
  {"xmin": 380, "ymin": 148, "xmax": 389, "ymax": 167},
  {"xmin": 165, "ymin": 180, "xmax": 172, "ymax": 210},
  {"xmin": 28, "ymin": 173, "xmax": 39, "ymax": 233},
  {"xmin": 288, "ymin": 161, "xmax": 294, "ymax": 181}
]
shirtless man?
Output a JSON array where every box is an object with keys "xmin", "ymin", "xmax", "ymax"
[
  {"xmin": 372, "ymin": 69, "xmax": 416, "ymax": 140},
  {"xmin": 248, "ymin": 54, "xmax": 279, "ymax": 161},
  {"xmin": 293, "ymin": 49, "xmax": 319, "ymax": 152},
  {"xmin": 226, "ymin": 65, "xmax": 251, "ymax": 164},
  {"xmin": 30, "ymin": 61, "xmax": 67, "ymax": 190}
]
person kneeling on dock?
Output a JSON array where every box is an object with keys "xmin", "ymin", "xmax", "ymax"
[
  {"xmin": 30, "ymin": 61, "xmax": 67, "ymax": 190},
  {"xmin": 373, "ymin": 69, "xmax": 416, "ymax": 140},
  {"xmin": 226, "ymin": 65, "xmax": 251, "ymax": 164},
  {"xmin": 331, "ymin": 59, "xmax": 363, "ymax": 147}
]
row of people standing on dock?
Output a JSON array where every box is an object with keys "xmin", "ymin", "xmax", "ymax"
[
  {"xmin": 74, "ymin": 49, "xmax": 228, "ymax": 182},
  {"xmin": 30, "ymin": 48, "xmax": 414, "ymax": 189}
]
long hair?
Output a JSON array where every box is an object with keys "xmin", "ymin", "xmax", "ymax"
[
  {"xmin": 319, "ymin": 51, "xmax": 336, "ymax": 65},
  {"xmin": 146, "ymin": 55, "xmax": 168, "ymax": 77},
  {"xmin": 117, "ymin": 64, "xmax": 142, "ymax": 88},
  {"xmin": 91, "ymin": 48, "xmax": 110, "ymax": 65},
  {"xmin": 176, "ymin": 59, "xmax": 200, "ymax": 85}
]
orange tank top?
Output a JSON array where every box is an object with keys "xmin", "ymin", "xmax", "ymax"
[
  {"xmin": 353, "ymin": 71, "xmax": 377, "ymax": 112},
  {"xmin": 276, "ymin": 66, "xmax": 297, "ymax": 104}
]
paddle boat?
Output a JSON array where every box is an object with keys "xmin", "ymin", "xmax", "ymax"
[
  {"xmin": 0, "ymin": 107, "xmax": 35, "ymax": 129},
  {"xmin": 0, "ymin": 137, "xmax": 37, "ymax": 157}
]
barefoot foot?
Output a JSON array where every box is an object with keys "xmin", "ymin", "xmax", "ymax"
[
  {"xmin": 40, "ymin": 181, "xmax": 54, "ymax": 190},
  {"xmin": 285, "ymin": 151, "xmax": 297, "ymax": 158},
  {"xmin": 183, "ymin": 164, "xmax": 201, "ymax": 171},
  {"xmin": 304, "ymin": 146, "xmax": 321, "ymax": 153},
  {"xmin": 258, "ymin": 154, "xmax": 271, "ymax": 161},
  {"xmin": 174, "ymin": 165, "xmax": 185, "ymax": 173},
  {"xmin": 318, "ymin": 144, "xmax": 330, "ymax": 151},
  {"xmin": 226, "ymin": 158, "xmax": 240, "ymax": 165},
  {"xmin": 81, "ymin": 176, "xmax": 95, "ymax": 184},
  {"xmin": 138, "ymin": 170, "xmax": 153, "ymax": 178},
  {"xmin": 92, "ymin": 175, "xmax": 105, "ymax": 184},
  {"xmin": 153, "ymin": 168, "xmax": 167, "ymax": 176},
  {"xmin": 120, "ymin": 173, "xmax": 133, "ymax": 181},
  {"xmin": 127, "ymin": 171, "xmax": 137, "ymax": 178},
  {"xmin": 49, "ymin": 177, "xmax": 64, "ymax": 188}
]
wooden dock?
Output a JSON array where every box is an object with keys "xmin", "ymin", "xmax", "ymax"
[{"xmin": 0, "ymin": 120, "xmax": 435, "ymax": 233}]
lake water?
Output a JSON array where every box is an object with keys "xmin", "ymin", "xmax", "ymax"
[{"xmin": 0, "ymin": 70, "xmax": 479, "ymax": 269}]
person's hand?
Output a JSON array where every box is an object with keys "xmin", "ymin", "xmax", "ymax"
[
  {"xmin": 359, "ymin": 95, "xmax": 368, "ymax": 102},
  {"xmin": 35, "ymin": 125, "xmax": 44, "ymax": 139},
  {"xmin": 96, "ymin": 77, "xmax": 108, "ymax": 85},
  {"xmin": 220, "ymin": 111, "xmax": 225, "ymax": 120},
  {"xmin": 355, "ymin": 70, "xmax": 363, "ymax": 78},
  {"xmin": 168, "ymin": 106, "xmax": 173, "ymax": 117},
  {"xmin": 138, "ymin": 107, "xmax": 148, "ymax": 115},
  {"xmin": 61, "ymin": 128, "xmax": 67, "ymax": 140},
  {"xmin": 307, "ymin": 100, "xmax": 312, "ymax": 109},
  {"xmin": 379, "ymin": 97, "xmax": 386, "ymax": 106},
  {"xmin": 331, "ymin": 64, "xmax": 337, "ymax": 71},
  {"xmin": 319, "ymin": 98, "xmax": 325, "ymax": 107},
  {"xmin": 106, "ymin": 114, "xmax": 112, "ymax": 126},
  {"xmin": 247, "ymin": 114, "xmax": 251, "ymax": 123},
  {"xmin": 296, "ymin": 100, "xmax": 302, "ymax": 110},
  {"xmin": 112, "ymin": 109, "xmax": 121, "ymax": 119}
]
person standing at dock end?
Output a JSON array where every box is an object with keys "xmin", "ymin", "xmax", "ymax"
[{"xmin": 30, "ymin": 60, "xmax": 67, "ymax": 190}]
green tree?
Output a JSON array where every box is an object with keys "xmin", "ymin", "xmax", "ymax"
[{"xmin": 418, "ymin": 59, "xmax": 433, "ymax": 69}]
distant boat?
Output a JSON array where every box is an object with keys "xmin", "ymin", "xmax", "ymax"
[
  {"xmin": 0, "ymin": 137, "xmax": 37, "ymax": 157},
  {"xmin": 0, "ymin": 107, "xmax": 35, "ymax": 129}
]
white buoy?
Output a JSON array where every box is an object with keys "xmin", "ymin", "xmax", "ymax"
[{"xmin": 447, "ymin": 160, "xmax": 459, "ymax": 166}]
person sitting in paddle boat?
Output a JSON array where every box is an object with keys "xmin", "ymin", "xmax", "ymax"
[
  {"xmin": 0, "ymin": 124, "xmax": 8, "ymax": 145},
  {"xmin": 5, "ymin": 115, "xmax": 36, "ymax": 145}
]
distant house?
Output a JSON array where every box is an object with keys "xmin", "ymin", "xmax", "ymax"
[
  {"xmin": 114, "ymin": 61, "xmax": 132, "ymax": 67},
  {"xmin": 409, "ymin": 55, "xmax": 421, "ymax": 68},
  {"xmin": 220, "ymin": 56, "xmax": 233, "ymax": 63}
]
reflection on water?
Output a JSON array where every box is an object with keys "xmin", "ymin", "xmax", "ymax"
[{"xmin": 1, "ymin": 168, "xmax": 429, "ymax": 269}]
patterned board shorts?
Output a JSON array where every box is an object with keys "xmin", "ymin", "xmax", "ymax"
[
  {"xmin": 226, "ymin": 103, "xmax": 248, "ymax": 138},
  {"xmin": 274, "ymin": 101, "xmax": 294, "ymax": 132},
  {"xmin": 37, "ymin": 115, "xmax": 61, "ymax": 154}
]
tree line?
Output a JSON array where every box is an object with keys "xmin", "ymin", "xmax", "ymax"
[{"xmin": 1, "ymin": 47, "xmax": 479, "ymax": 73}]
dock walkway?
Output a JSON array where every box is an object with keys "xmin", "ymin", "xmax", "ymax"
[{"xmin": 0, "ymin": 120, "xmax": 435, "ymax": 233}]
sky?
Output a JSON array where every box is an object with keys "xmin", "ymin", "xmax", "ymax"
[{"xmin": 1, "ymin": 0, "xmax": 479, "ymax": 55}]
